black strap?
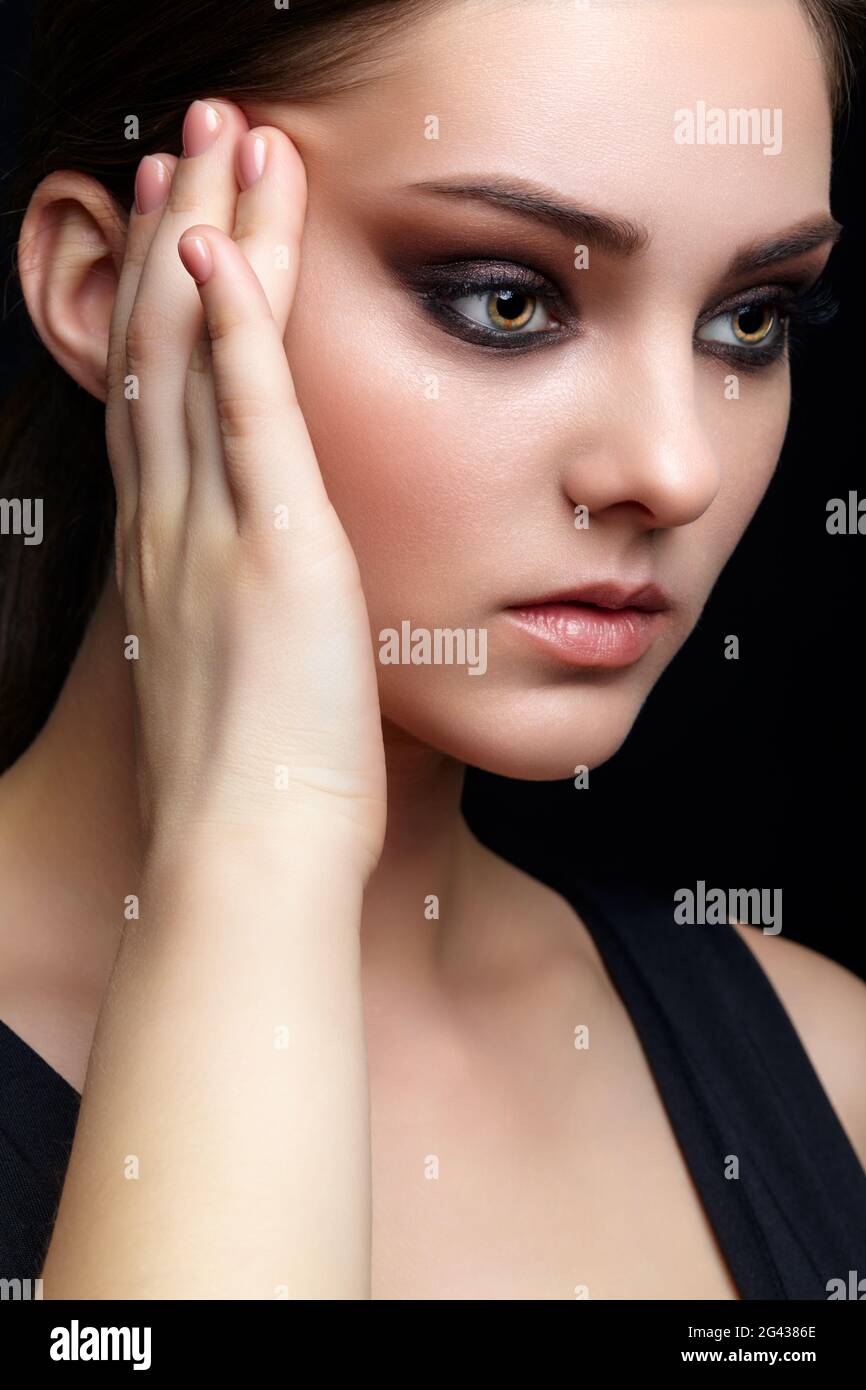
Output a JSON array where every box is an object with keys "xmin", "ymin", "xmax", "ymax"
[
  {"xmin": 0, "ymin": 1020, "xmax": 80, "ymax": 1279},
  {"xmin": 569, "ymin": 876, "xmax": 866, "ymax": 1300}
]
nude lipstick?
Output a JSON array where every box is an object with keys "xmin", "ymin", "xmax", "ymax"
[{"xmin": 505, "ymin": 583, "xmax": 670, "ymax": 669}]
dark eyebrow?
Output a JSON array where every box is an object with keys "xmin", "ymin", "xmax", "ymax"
[
  {"xmin": 725, "ymin": 217, "xmax": 843, "ymax": 277},
  {"xmin": 408, "ymin": 176, "xmax": 649, "ymax": 256},
  {"xmin": 407, "ymin": 177, "xmax": 842, "ymax": 276}
]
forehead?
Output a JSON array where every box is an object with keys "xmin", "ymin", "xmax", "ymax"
[{"xmin": 251, "ymin": 0, "xmax": 832, "ymax": 255}]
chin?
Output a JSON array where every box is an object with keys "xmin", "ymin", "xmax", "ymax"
[{"xmin": 379, "ymin": 672, "xmax": 652, "ymax": 780}]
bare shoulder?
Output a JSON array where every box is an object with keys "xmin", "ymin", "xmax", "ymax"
[{"xmin": 732, "ymin": 923, "xmax": 866, "ymax": 1170}]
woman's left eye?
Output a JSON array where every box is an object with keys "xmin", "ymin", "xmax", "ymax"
[
  {"xmin": 447, "ymin": 286, "xmax": 559, "ymax": 335},
  {"xmin": 697, "ymin": 300, "xmax": 782, "ymax": 351}
]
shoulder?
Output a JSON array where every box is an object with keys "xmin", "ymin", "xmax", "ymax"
[{"xmin": 732, "ymin": 922, "xmax": 866, "ymax": 1170}]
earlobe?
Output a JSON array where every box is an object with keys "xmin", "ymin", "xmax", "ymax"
[{"xmin": 17, "ymin": 170, "xmax": 129, "ymax": 403}]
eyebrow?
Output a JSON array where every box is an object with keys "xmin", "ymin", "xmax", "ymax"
[
  {"xmin": 727, "ymin": 218, "xmax": 843, "ymax": 276},
  {"xmin": 410, "ymin": 176, "xmax": 648, "ymax": 255},
  {"xmin": 408, "ymin": 176, "xmax": 843, "ymax": 275}
]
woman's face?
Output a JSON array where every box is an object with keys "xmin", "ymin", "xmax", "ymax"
[{"xmin": 246, "ymin": 0, "xmax": 834, "ymax": 778}]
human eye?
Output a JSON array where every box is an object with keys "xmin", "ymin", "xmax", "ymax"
[
  {"xmin": 407, "ymin": 259, "xmax": 571, "ymax": 351},
  {"xmin": 695, "ymin": 278, "xmax": 838, "ymax": 369}
]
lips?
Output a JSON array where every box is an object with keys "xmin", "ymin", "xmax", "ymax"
[
  {"xmin": 509, "ymin": 581, "xmax": 671, "ymax": 613},
  {"xmin": 504, "ymin": 581, "xmax": 671, "ymax": 668}
]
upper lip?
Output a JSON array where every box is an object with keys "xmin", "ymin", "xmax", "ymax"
[{"xmin": 508, "ymin": 582, "xmax": 671, "ymax": 613}]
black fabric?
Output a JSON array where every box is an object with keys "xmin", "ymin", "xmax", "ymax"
[
  {"xmin": 569, "ymin": 876, "xmax": 866, "ymax": 1300},
  {"xmin": 0, "ymin": 1017, "xmax": 80, "ymax": 1283},
  {"xmin": 1, "ymin": 875, "xmax": 865, "ymax": 1296}
]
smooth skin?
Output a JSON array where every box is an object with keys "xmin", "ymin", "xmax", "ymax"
[
  {"xmin": 2, "ymin": 0, "xmax": 866, "ymax": 1299},
  {"xmin": 47, "ymin": 102, "xmax": 387, "ymax": 1298}
]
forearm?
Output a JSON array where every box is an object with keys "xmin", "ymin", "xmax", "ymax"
[{"xmin": 41, "ymin": 827, "xmax": 371, "ymax": 1300}]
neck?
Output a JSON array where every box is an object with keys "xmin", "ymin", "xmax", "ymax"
[
  {"xmin": 0, "ymin": 580, "xmax": 475, "ymax": 985},
  {"xmin": 0, "ymin": 582, "xmax": 141, "ymax": 926}
]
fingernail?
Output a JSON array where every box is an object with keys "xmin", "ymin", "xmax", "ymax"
[
  {"xmin": 134, "ymin": 156, "xmax": 171, "ymax": 215},
  {"xmin": 182, "ymin": 100, "xmax": 223, "ymax": 158},
  {"xmin": 178, "ymin": 234, "xmax": 213, "ymax": 284},
  {"xmin": 237, "ymin": 132, "xmax": 267, "ymax": 190}
]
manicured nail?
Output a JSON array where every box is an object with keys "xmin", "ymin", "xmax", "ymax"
[
  {"xmin": 237, "ymin": 132, "xmax": 267, "ymax": 190},
  {"xmin": 178, "ymin": 234, "xmax": 213, "ymax": 284},
  {"xmin": 182, "ymin": 100, "xmax": 223, "ymax": 158},
  {"xmin": 134, "ymin": 156, "xmax": 171, "ymax": 215}
]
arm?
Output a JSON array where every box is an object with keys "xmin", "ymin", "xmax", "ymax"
[
  {"xmin": 37, "ymin": 100, "xmax": 387, "ymax": 1297},
  {"xmin": 42, "ymin": 830, "xmax": 371, "ymax": 1299}
]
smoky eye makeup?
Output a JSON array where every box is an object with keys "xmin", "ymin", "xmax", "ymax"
[
  {"xmin": 694, "ymin": 276, "xmax": 839, "ymax": 370},
  {"xmin": 402, "ymin": 257, "xmax": 577, "ymax": 353},
  {"xmin": 396, "ymin": 246, "xmax": 839, "ymax": 367}
]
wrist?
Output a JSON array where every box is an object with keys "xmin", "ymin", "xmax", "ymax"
[{"xmin": 142, "ymin": 812, "xmax": 373, "ymax": 893}]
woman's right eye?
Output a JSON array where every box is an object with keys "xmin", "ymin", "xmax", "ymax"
[
  {"xmin": 445, "ymin": 286, "xmax": 561, "ymax": 337},
  {"xmin": 407, "ymin": 259, "xmax": 571, "ymax": 350}
]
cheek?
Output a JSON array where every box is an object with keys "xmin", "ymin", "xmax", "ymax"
[
  {"xmin": 694, "ymin": 368, "xmax": 790, "ymax": 573},
  {"xmin": 287, "ymin": 352, "xmax": 479, "ymax": 624},
  {"xmin": 283, "ymin": 264, "xmax": 541, "ymax": 631}
]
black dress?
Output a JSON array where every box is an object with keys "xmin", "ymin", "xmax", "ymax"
[{"xmin": 2, "ymin": 875, "xmax": 865, "ymax": 1297}]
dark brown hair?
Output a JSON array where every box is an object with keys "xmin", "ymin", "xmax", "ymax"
[{"xmin": 0, "ymin": 0, "xmax": 862, "ymax": 772}]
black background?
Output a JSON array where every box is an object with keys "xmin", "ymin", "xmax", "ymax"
[{"xmin": 1, "ymin": 3, "xmax": 863, "ymax": 977}]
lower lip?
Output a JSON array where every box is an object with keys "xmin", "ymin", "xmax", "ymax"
[{"xmin": 506, "ymin": 602, "xmax": 665, "ymax": 668}]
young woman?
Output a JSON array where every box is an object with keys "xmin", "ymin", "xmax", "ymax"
[{"xmin": 1, "ymin": 0, "xmax": 865, "ymax": 1300}]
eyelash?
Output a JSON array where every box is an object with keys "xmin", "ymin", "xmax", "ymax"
[
  {"xmin": 696, "ymin": 278, "xmax": 839, "ymax": 371},
  {"xmin": 412, "ymin": 262, "xmax": 565, "ymax": 353},
  {"xmin": 410, "ymin": 260, "xmax": 839, "ymax": 367}
]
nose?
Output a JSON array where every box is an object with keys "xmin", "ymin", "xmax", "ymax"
[{"xmin": 561, "ymin": 349, "xmax": 721, "ymax": 531}]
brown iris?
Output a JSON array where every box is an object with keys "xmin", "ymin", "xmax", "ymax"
[
  {"xmin": 732, "ymin": 302, "xmax": 775, "ymax": 344},
  {"xmin": 486, "ymin": 288, "xmax": 535, "ymax": 331}
]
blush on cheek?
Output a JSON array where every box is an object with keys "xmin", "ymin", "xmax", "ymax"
[{"xmin": 286, "ymin": 317, "xmax": 514, "ymax": 596}]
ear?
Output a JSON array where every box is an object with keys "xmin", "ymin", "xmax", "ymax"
[{"xmin": 17, "ymin": 170, "xmax": 130, "ymax": 403}]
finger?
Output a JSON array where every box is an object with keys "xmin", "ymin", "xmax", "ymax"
[
  {"xmin": 177, "ymin": 225, "xmax": 332, "ymax": 536},
  {"xmin": 185, "ymin": 127, "xmax": 307, "ymax": 526},
  {"xmin": 106, "ymin": 153, "xmax": 176, "ymax": 537},
  {"xmin": 230, "ymin": 126, "xmax": 307, "ymax": 337},
  {"xmin": 126, "ymin": 99, "xmax": 250, "ymax": 520},
  {"xmin": 183, "ymin": 332, "xmax": 235, "ymax": 525}
]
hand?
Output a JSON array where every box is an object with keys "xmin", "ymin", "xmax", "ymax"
[{"xmin": 105, "ymin": 99, "xmax": 387, "ymax": 880}]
